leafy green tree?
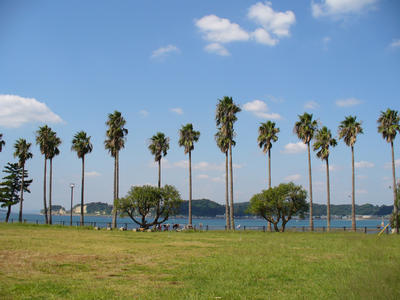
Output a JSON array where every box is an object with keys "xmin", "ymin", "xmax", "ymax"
[
  {"xmin": 148, "ymin": 132, "xmax": 170, "ymax": 188},
  {"xmin": 313, "ymin": 126, "xmax": 337, "ymax": 231},
  {"xmin": 294, "ymin": 113, "xmax": 318, "ymax": 231},
  {"xmin": 216, "ymin": 96, "xmax": 241, "ymax": 229},
  {"xmin": 47, "ymin": 130, "xmax": 61, "ymax": 225},
  {"xmin": 105, "ymin": 111, "xmax": 128, "ymax": 229},
  {"xmin": 215, "ymin": 129, "xmax": 231, "ymax": 229},
  {"xmin": 0, "ymin": 134, "xmax": 5, "ymax": 152},
  {"xmin": 35, "ymin": 125, "xmax": 53, "ymax": 224},
  {"xmin": 178, "ymin": 124, "xmax": 200, "ymax": 226},
  {"xmin": 72, "ymin": 131, "xmax": 93, "ymax": 225},
  {"xmin": 249, "ymin": 182, "xmax": 308, "ymax": 232},
  {"xmin": 338, "ymin": 115, "xmax": 363, "ymax": 231},
  {"xmin": 378, "ymin": 109, "xmax": 400, "ymax": 234},
  {"xmin": 13, "ymin": 138, "xmax": 33, "ymax": 222},
  {"xmin": 117, "ymin": 185, "xmax": 182, "ymax": 229},
  {"xmin": 0, "ymin": 163, "xmax": 32, "ymax": 222}
]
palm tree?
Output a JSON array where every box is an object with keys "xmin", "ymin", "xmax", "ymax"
[
  {"xmin": 0, "ymin": 134, "xmax": 5, "ymax": 152},
  {"xmin": 179, "ymin": 124, "xmax": 200, "ymax": 226},
  {"xmin": 13, "ymin": 138, "xmax": 33, "ymax": 223},
  {"xmin": 105, "ymin": 111, "xmax": 128, "ymax": 229},
  {"xmin": 216, "ymin": 96, "xmax": 241, "ymax": 230},
  {"xmin": 215, "ymin": 129, "xmax": 231, "ymax": 229},
  {"xmin": 258, "ymin": 121, "xmax": 279, "ymax": 231},
  {"xmin": 72, "ymin": 131, "xmax": 93, "ymax": 226},
  {"xmin": 294, "ymin": 112, "xmax": 318, "ymax": 231},
  {"xmin": 148, "ymin": 132, "xmax": 170, "ymax": 188},
  {"xmin": 338, "ymin": 116, "xmax": 363, "ymax": 232},
  {"xmin": 377, "ymin": 109, "xmax": 400, "ymax": 234},
  {"xmin": 35, "ymin": 125, "xmax": 53, "ymax": 224},
  {"xmin": 313, "ymin": 126, "xmax": 337, "ymax": 231},
  {"xmin": 47, "ymin": 130, "xmax": 61, "ymax": 225}
]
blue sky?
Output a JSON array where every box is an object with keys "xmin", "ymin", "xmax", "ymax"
[{"xmin": 0, "ymin": 0, "xmax": 399, "ymax": 212}]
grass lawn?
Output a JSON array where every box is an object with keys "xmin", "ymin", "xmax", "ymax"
[{"xmin": 0, "ymin": 223, "xmax": 399, "ymax": 299}]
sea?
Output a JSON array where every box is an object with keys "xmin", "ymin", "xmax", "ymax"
[{"xmin": 0, "ymin": 211, "xmax": 388, "ymax": 233}]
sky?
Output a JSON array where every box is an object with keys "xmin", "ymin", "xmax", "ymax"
[{"xmin": 0, "ymin": 0, "xmax": 399, "ymax": 213}]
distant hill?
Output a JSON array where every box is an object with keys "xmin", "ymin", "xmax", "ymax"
[{"xmin": 45, "ymin": 200, "xmax": 393, "ymax": 217}]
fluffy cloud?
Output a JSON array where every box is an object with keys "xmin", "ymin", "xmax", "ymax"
[
  {"xmin": 170, "ymin": 107, "xmax": 183, "ymax": 115},
  {"xmin": 204, "ymin": 43, "xmax": 230, "ymax": 56},
  {"xmin": 384, "ymin": 159, "xmax": 400, "ymax": 169},
  {"xmin": 282, "ymin": 142, "xmax": 307, "ymax": 154},
  {"xmin": 335, "ymin": 97, "xmax": 362, "ymax": 107},
  {"xmin": 0, "ymin": 94, "xmax": 63, "ymax": 128},
  {"xmin": 304, "ymin": 101, "xmax": 319, "ymax": 110},
  {"xmin": 195, "ymin": 2, "xmax": 295, "ymax": 55},
  {"xmin": 243, "ymin": 99, "xmax": 281, "ymax": 119},
  {"xmin": 248, "ymin": 1, "xmax": 296, "ymax": 37},
  {"xmin": 85, "ymin": 171, "xmax": 101, "ymax": 177},
  {"xmin": 312, "ymin": 0, "xmax": 378, "ymax": 18},
  {"xmin": 390, "ymin": 39, "xmax": 400, "ymax": 48},
  {"xmin": 284, "ymin": 174, "xmax": 301, "ymax": 181},
  {"xmin": 151, "ymin": 45, "xmax": 180, "ymax": 59},
  {"xmin": 355, "ymin": 161, "xmax": 374, "ymax": 168}
]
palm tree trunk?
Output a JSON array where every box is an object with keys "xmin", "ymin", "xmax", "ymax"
[
  {"xmin": 18, "ymin": 164, "xmax": 25, "ymax": 223},
  {"xmin": 43, "ymin": 158, "xmax": 48, "ymax": 224},
  {"xmin": 188, "ymin": 150, "xmax": 192, "ymax": 226},
  {"xmin": 225, "ymin": 151, "xmax": 230, "ymax": 230},
  {"xmin": 49, "ymin": 158, "xmax": 53, "ymax": 225},
  {"xmin": 111, "ymin": 154, "xmax": 117, "ymax": 229},
  {"xmin": 267, "ymin": 149, "xmax": 272, "ymax": 232},
  {"xmin": 307, "ymin": 142, "xmax": 314, "ymax": 231},
  {"xmin": 5, "ymin": 205, "xmax": 11, "ymax": 223},
  {"xmin": 80, "ymin": 155, "xmax": 85, "ymax": 226},
  {"xmin": 351, "ymin": 145, "xmax": 356, "ymax": 232},
  {"xmin": 229, "ymin": 144, "xmax": 235, "ymax": 230},
  {"xmin": 326, "ymin": 158, "xmax": 331, "ymax": 232},
  {"xmin": 391, "ymin": 141, "xmax": 398, "ymax": 234},
  {"xmin": 116, "ymin": 151, "xmax": 119, "ymax": 224},
  {"xmin": 158, "ymin": 159, "xmax": 161, "ymax": 188}
]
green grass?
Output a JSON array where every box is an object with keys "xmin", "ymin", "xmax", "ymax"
[{"xmin": 0, "ymin": 223, "xmax": 399, "ymax": 299}]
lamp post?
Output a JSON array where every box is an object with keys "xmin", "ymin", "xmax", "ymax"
[{"xmin": 70, "ymin": 183, "xmax": 75, "ymax": 226}]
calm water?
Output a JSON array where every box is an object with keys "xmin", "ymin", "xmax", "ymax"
[{"xmin": 1, "ymin": 211, "xmax": 388, "ymax": 231}]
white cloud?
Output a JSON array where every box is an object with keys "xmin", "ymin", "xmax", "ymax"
[
  {"xmin": 204, "ymin": 43, "xmax": 230, "ymax": 56},
  {"xmin": 197, "ymin": 174, "xmax": 209, "ymax": 179},
  {"xmin": 248, "ymin": 1, "xmax": 296, "ymax": 37},
  {"xmin": 282, "ymin": 142, "xmax": 307, "ymax": 154},
  {"xmin": 319, "ymin": 164, "xmax": 338, "ymax": 171},
  {"xmin": 335, "ymin": 97, "xmax": 362, "ymax": 107},
  {"xmin": 85, "ymin": 171, "xmax": 101, "ymax": 177},
  {"xmin": 211, "ymin": 176, "xmax": 224, "ymax": 183},
  {"xmin": 151, "ymin": 45, "xmax": 180, "ymax": 59},
  {"xmin": 284, "ymin": 174, "xmax": 301, "ymax": 181},
  {"xmin": 356, "ymin": 189, "xmax": 368, "ymax": 195},
  {"xmin": 355, "ymin": 161, "xmax": 374, "ymax": 168},
  {"xmin": 304, "ymin": 101, "xmax": 319, "ymax": 110},
  {"xmin": 384, "ymin": 159, "xmax": 400, "ymax": 169},
  {"xmin": 322, "ymin": 36, "xmax": 331, "ymax": 50},
  {"xmin": 0, "ymin": 94, "xmax": 63, "ymax": 128},
  {"xmin": 170, "ymin": 107, "xmax": 183, "ymax": 115},
  {"xmin": 312, "ymin": 0, "xmax": 378, "ymax": 18},
  {"xmin": 251, "ymin": 28, "xmax": 278, "ymax": 46},
  {"xmin": 390, "ymin": 39, "xmax": 400, "ymax": 48},
  {"xmin": 139, "ymin": 110, "xmax": 149, "ymax": 117},
  {"xmin": 243, "ymin": 99, "xmax": 281, "ymax": 119}
]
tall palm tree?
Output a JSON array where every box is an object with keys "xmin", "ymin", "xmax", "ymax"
[
  {"xmin": 378, "ymin": 109, "xmax": 400, "ymax": 234},
  {"xmin": 0, "ymin": 134, "xmax": 5, "ymax": 152},
  {"xmin": 313, "ymin": 126, "xmax": 337, "ymax": 231},
  {"xmin": 258, "ymin": 121, "xmax": 279, "ymax": 231},
  {"xmin": 179, "ymin": 124, "xmax": 200, "ymax": 226},
  {"xmin": 338, "ymin": 116, "xmax": 363, "ymax": 232},
  {"xmin": 35, "ymin": 125, "xmax": 53, "ymax": 224},
  {"xmin": 105, "ymin": 111, "xmax": 128, "ymax": 229},
  {"xmin": 294, "ymin": 112, "xmax": 318, "ymax": 231},
  {"xmin": 148, "ymin": 132, "xmax": 170, "ymax": 188},
  {"xmin": 47, "ymin": 131, "xmax": 61, "ymax": 225},
  {"xmin": 216, "ymin": 96, "xmax": 241, "ymax": 230},
  {"xmin": 13, "ymin": 138, "xmax": 33, "ymax": 223},
  {"xmin": 215, "ymin": 129, "xmax": 231, "ymax": 229},
  {"xmin": 72, "ymin": 131, "xmax": 93, "ymax": 226}
]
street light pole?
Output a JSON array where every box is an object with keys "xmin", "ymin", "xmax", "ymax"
[{"xmin": 70, "ymin": 183, "xmax": 75, "ymax": 226}]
